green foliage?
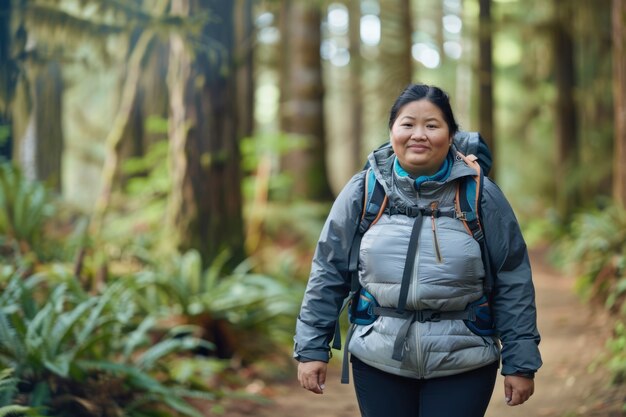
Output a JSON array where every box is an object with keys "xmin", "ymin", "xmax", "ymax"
[
  {"xmin": 103, "ymin": 141, "xmax": 170, "ymax": 257},
  {"xmin": 0, "ymin": 266, "xmax": 212, "ymax": 417},
  {"xmin": 0, "ymin": 405, "xmax": 45, "ymax": 417},
  {"xmin": 557, "ymin": 204, "xmax": 626, "ymax": 308},
  {"xmin": 606, "ymin": 320, "xmax": 626, "ymax": 385},
  {"xmin": 131, "ymin": 249, "xmax": 300, "ymax": 359},
  {"xmin": 240, "ymin": 132, "xmax": 310, "ymax": 202},
  {"xmin": 0, "ymin": 369, "xmax": 18, "ymax": 407},
  {"xmin": 557, "ymin": 203, "xmax": 626, "ymax": 390},
  {"xmin": 0, "ymin": 126, "xmax": 9, "ymax": 147},
  {"xmin": 520, "ymin": 213, "xmax": 562, "ymax": 249},
  {"xmin": 0, "ymin": 163, "xmax": 53, "ymax": 256},
  {"xmin": 20, "ymin": 0, "xmax": 208, "ymax": 63}
]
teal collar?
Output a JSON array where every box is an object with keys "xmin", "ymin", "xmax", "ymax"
[{"xmin": 394, "ymin": 152, "xmax": 453, "ymax": 190}]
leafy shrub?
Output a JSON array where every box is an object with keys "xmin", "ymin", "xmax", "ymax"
[
  {"xmin": 131, "ymin": 249, "xmax": 301, "ymax": 362},
  {"xmin": 0, "ymin": 164, "xmax": 53, "ymax": 258},
  {"xmin": 606, "ymin": 320, "xmax": 626, "ymax": 384},
  {"xmin": 557, "ymin": 204, "xmax": 626, "ymax": 310},
  {"xmin": 557, "ymin": 203, "xmax": 626, "ymax": 391},
  {"xmin": 0, "ymin": 265, "xmax": 213, "ymax": 417},
  {"xmin": 101, "ymin": 141, "xmax": 171, "ymax": 257}
]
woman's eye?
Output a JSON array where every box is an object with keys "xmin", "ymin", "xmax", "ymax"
[{"xmin": 427, "ymin": 124, "xmax": 438, "ymax": 129}]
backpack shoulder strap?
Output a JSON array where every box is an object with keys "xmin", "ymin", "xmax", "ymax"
[
  {"xmin": 349, "ymin": 168, "xmax": 387, "ymax": 292},
  {"xmin": 332, "ymin": 169, "xmax": 388, "ymax": 351},
  {"xmin": 454, "ymin": 152, "xmax": 484, "ymax": 241},
  {"xmin": 362, "ymin": 168, "xmax": 388, "ymax": 230},
  {"xmin": 454, "ymin": 152, "xmax": 494, "ymax": 294}
]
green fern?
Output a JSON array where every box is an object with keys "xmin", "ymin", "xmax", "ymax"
[
  {"xmin": 0, "ymin": 267, "xmax": 213, "ymax": 417},
  {"xmin": 0, "ymin": 164, "xmax": 53, "ymax": 255},
  {"xmin": 560, "ymin": 204, "xmax": 626, "ymax": 305},
  {"xmin": 559, "ymin": 204, "xmax": 626, "ymax": 389},
  {"xmin": 0, "ymin": 405, "xmax": 39, "ymax": 417}
]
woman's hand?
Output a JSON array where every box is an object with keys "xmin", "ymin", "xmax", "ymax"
[
  {"xmin": 297, "ymin": 361, "xmax": 328, "ymax": 394},
  {"xmin": 504, "ymin": 375, "xmax": 535, "ymax": 406}
]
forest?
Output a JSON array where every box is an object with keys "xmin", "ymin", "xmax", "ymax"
[{"xmin": 0, "ymin": 0, "xmax": 625, "ymax": 416}]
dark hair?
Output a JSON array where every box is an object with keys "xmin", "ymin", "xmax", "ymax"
[{"xmin": 388, "ymin": 84, "xmax": 459, "ymax": 136}]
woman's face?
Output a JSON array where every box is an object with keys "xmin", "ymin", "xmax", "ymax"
[{"xmin": 390, "ymin": 99, "xmax": 452, "ymax": 177}]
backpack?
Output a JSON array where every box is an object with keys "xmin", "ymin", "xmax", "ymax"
[{"xmin": 332, "ymin": 131, "xmax": 496, "ymax": 383}]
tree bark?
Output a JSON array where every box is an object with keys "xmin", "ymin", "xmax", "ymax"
[
  {"xmin": 0, "ymin": 0, "xmax": 15, "ymax": 161},
  {"xmin": 91, "ymin": 30, "xmax": 154, "ymax": 232},
  {"xmin": 553, "ymin": 1, "xmax": 579, "ymax": 218},
  {"xmin": 379, "ymin": 0, "xmax": 413, "ymax": 101},
  {"xmin": 33, "ymin": 61, "xmax": 63, "ymax": 190},
  {"xmin": 614, "ymin": 0, "xmax": 626, "ymax": 207},
  {"xmin": 478, "ymin": 0, "xmax": 494, "ymax": 176},
  {"xmin": 167, "ymin": 0, "xmax": 245, "ymax": 266},
  {"xmin": 280, "ymin": 1, "xmax": 332, "ymax": 201},
  {"xmin": 12, "ymin": 60, "xmax": 64, "ymax": 191},
  {"xmin": 349, "ymin": 0, "xmax": 363, "ymax": 172},
  {"xmin": 235, "ymin": 0, "xmax": 254, "ymax": 142},
  {"xmin": 118, "ymin": 35, "xmax": 170, "ymax": 179}
]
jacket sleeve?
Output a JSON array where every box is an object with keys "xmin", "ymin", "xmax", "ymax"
[
  {"xmin": 481, "ymin": 179, "xmax": 543, "ymax": 376},
  {"xmin": 293, "ymin": 172, "xmax": 366, "ymax": 362}
]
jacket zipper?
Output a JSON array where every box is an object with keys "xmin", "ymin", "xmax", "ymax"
[
  {"xmin": 430, "ymin": 201, "xmax": 443, "ymax": 263},
  {"xmin": 412, "ymin": 242, "xmax": 423, "ymax": 378}
]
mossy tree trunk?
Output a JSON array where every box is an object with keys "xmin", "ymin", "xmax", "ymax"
[
  {"xmin": 553, "ymin": 0, "xmax": 579, "ymax": 219},
  {"xmin": 478, "ymin": 0, "xmax": 494, "ymax": 177},
  {"xmin": 0, "ymin": 0, "xmax": 15, "ymax": 161},
  {"xmin": 280, "ymin": 1, "xmax": 332, "ymax": 201},
  {"xmin": 349, "ymin": 0, "xmax": 364, "ymax": 173},
  {"xmin": 167, "ymin": 0, "xmax": 246, "ymax": 266},
  {"xmin": 614, "ymin": 0, "xmax": 626, "ymax": 207},
  {"xmin": 379, "ymin": 0, "xmax": 413, "ymax": 105},
  {"xmin": 13, "ymin": 61, "xmax": 64, "ymax": 192}
]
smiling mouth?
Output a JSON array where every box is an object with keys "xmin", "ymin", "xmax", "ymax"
[{"xmin": 408, "ymin": 145, "xmax": 429, "ymax": 152}]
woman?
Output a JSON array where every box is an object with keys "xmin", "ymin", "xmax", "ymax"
[{"xmin": 293, "ymin": 84, "xmax": 542, "ymax": 417}]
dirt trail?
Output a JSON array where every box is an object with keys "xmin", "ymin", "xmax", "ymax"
[{"xmin": 220, "ymin": 250, "xmax": 623, "ymax": 417}]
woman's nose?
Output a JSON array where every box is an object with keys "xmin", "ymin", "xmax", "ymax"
[{"xmin": 410, "ymin": 127, "xmax": 426, "ymax": 140}]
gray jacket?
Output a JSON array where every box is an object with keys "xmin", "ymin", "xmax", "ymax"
[{"xmin": 294, "ymin": 146, "xmax": 542, "ymax": 378}]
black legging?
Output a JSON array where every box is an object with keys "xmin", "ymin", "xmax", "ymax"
[{"xmin": 351, "ymin": 356, "xmax": 498, "ymax": 417}]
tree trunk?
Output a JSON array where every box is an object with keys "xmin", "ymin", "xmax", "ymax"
[
  {"xmin": 553, "ymin": 1, "xmax": 579, "ymax": 218},
  {"xmin": 33, "ymin": 61, "xmax": 64, "ymax": 190},
  {"xmin": 379, "ymin": 0, "xmax": 413, "ymax": 101},
  {"xmin": 167, "ymin": 0, "xmax": 245, "ymax": 266},
  {"xmin": 281, "ymin": 1, "xmax": 332, "ymax": 201},
  {"xmin": 0, "ymin": 0, "xmax": 14, "ymax": 161},
  {"xmin": 235, "ymin": 0, "xmax": 254, "ymax": 142},
  {"xmin": 478, "ymin": 0, "xmax": 495, "ymax": 176},
  {"xmin": 349, "ymin": 0, "xmax": 363, "ymax": 172},
  {"xmin": 91, "ymin": 30, "xmax": 155, "ymax": 231},
  {"xmin": 614, "ymin": 0, "xmax": 626, "ymax": 207},
  {"xmin": 13, "ymin": 62, "xmax": 64, "ymax": 191},
  {"xmin": 456, "ymin": 0, "xmax": 472, "ymax": 127},
  {"xmin": 4, "ymin": 2, "xmax": 65, "ymax": 191},
  {"xmin": 435, "ymin": 0, "xmax": 446, "ymax": 68},
  {"xmin": 119, "ymin": 35, "xmax": 170, "ymax": 168}
]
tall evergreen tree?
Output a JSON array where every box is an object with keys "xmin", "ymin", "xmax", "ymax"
[
  {"xmin": 553, "ymin": 0, "xmax": 579, "ymax": 218},
  {"xmin": 379, "ymin": 0, "xmax": 413, "ymax": 106},
  {"xmin": 614, "ymin": 0, "xmax": 626, "ymax": 207},
  {"xmin": 0, "ymin": 0, "xmax": 16, "ymax": 162},
  {"xmin": 478, "ymin": 0, "xmax": 494, "ymax": 175},
  {"xmin": 167, "ymin": 0, "xmax": 246, "ymax": 265},
  {"xmin": 280, "ymin": 0, "xmax": 332, "ymax": 200},
  {"xmin": 349, "ymin": 0, "xmax": 363, "ymax": 172},
  {"xmin": 9, "ymin": 7, "xmax": 64, "ymax": 191}
]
